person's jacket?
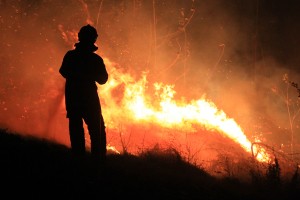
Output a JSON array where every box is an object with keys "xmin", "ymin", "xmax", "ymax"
[{"xmin": 59, "ymin": 42, "xmax": 108, "ymax": 117}]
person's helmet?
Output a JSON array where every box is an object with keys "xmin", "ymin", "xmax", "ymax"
[{"xmin": 78, "ymin": 24, "xmax": 98, "ymax": 43}]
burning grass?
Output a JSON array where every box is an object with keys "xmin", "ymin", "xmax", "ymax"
[{"xmin": 0, "ymin": 128, "xmax": 299, "ymax": 199}]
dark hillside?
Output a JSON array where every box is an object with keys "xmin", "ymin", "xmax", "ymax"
[{"xmin": 0, "ymin": 128, "xmax": 298, "ymax": 199}]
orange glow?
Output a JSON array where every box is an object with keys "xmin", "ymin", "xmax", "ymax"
[{"xmin": 98, "ymin": 58, "xmax": 271, "ymax": 163}]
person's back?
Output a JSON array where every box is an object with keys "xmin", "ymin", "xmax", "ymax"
[
  {"xmin": 60, "ymin": 43, "xmax": 107, "ymax": 116},
  {"xmin": 59, "ymin": 24, "xmax": 108, "ymax": 160}
]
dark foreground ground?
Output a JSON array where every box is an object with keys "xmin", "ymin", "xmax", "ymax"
[{"xmin": 0, "ymin": 128, "xmax": 299, "ymax": 200}]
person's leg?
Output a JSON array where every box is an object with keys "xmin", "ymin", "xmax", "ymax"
[
  {"xmin": 99, "ymin": 114, "xmax": 107, "ymax": 157},
  {"xmin": 69, "ymin": 116, "xmax": 86, "ymax": 156},
  {"xmin": 84, "ymin": 111, "xmax": 106, "ymax": 159}
]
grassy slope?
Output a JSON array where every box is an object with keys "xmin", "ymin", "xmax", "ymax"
[{"xmin": 0, "ymin": 128, "xmax": 298, "ymax": 200}]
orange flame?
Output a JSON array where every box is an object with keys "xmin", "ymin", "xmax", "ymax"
[{"xmin": 98, "ymin": 58, "xmax": 270, "ymax": 162}]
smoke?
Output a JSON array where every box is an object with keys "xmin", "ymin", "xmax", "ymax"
[{"xmin": 1, "ymin": 0, "xmax": 300, "ymax": 156}]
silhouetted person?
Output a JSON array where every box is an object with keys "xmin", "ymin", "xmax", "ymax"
[{"xmin": 59, "ymin": 24, "xmax": 108, "ymax": 161}]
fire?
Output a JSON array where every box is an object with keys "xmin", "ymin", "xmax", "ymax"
[
  {"xmin": 98, "ymin": 58, "xmax": 271, "ymax": 163},
  {"xmin": 54, "ymin": 5, "xmax": 270, "ymax": 164}
]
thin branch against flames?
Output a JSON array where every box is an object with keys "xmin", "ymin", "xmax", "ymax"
[{"xmin": 283, "ymin": 73, "xmax": 300, "ymax": 97}]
